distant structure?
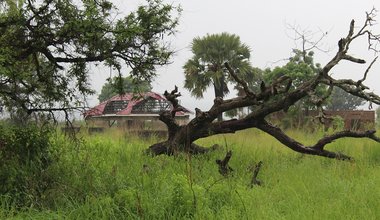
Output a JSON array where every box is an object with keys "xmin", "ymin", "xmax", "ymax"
[
  {"xmin": 317, "ymin": 110, "xmax": 375, "ymax": 130},
  {"xmin": 269, "ymin": 110, "xmax": 375, "ymax": 131},
  {"xmin": 84, "ymin": 92, "xmax": 191, "ymax": 135}
]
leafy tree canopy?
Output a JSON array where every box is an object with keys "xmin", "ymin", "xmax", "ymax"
[
  {"xmin": 98, "ymin": 76, "xmax": 152, "ymax": 103},
  {"xmin": 263, "ymin": 49, "xmax": 326, "ymax": 111},
  {"xmin": 264, "ymin": 50, "xmax": 321, "ymax": 91},
  {"xmin": 0, "ymin": 0, "xmax": 179, "ymax": 116},
  {"xmin": 183, "ymin": 32, "xmax": 259, "ymax": 99},
  {"xmin": 326, "ymin": 87, "xmax": 366, "ymax": 110}
]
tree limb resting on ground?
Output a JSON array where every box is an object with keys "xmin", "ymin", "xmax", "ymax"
[{"xmin": 147, "ymin": 9, "xmax": 380, "ymax": 160}]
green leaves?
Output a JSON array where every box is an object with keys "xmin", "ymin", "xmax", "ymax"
[
  {"xmin": 98, "ymin": 76, "xmax": 152, "ymax": 102},
  {"xmin": 184, "ymin": 32, "xmax": 256, "ymax": 99},
  {"xmin": 0, "ymin": 122, "xmax": 53, "ymax": 207},
  {"xmin": 264, "ymin": 50, "xmax": 319, "ymax": 89},
  {"xmin": 0, "ymin": 0, "xmax": 179, "ymax": 116},
  {"xmin": 326, "ymin": 87, "xmax": 366, "ymax": 110}
]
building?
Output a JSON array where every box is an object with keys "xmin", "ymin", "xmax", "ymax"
[
  {"xmin": 269, "ymin": 109, "xmax": 375, "ymax": 131},
  {"xmin": 317, "ymin": 110, "xmax": 375, "ymax": 130},
  {"xmin": 84, "ymin": 92, "xmax": 191, "ymax": 134}
]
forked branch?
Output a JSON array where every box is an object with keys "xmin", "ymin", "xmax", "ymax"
[{"xmin": 256, "ymin": 120, "xmax": 380, "ymax": 160}]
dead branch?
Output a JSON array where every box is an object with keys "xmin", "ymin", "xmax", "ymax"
[
  {"xmin": 256, "ymin": 120, "xmax": 380, "ymax": 160},
  {"xmin": 224, "ymin": 62, "xmax": 255, "ymax": 97},
  {"xmin": 164, "ymin": 85, "xmax": 180, "ymax": 107},
  {"xmin": 285, "ymin": 22, "xmax": 331, "ymax": 54},
  {"xmin": 249, "ymin": 161, "xmax": 263, "ymax": 187},
  {"xmin": 147, "ymin": 10, "xmax": 380, "ymax": 161},
  {"xmin": 357, "ymin": 57, "xmax": 378, "ymax": 85},
  {"xmin": 160, "ymin": 86, "xmax": 182, "ymax": 138},
  {"xmin": 216, "ymin": 150, "xmax": 233, "ymax": 176},
  {"xmin": 312, "ymin": 130, "xmax": 380, "ymax": 150}
]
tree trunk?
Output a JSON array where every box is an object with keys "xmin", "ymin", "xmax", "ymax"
[
  {"xmin": 146, "ymin": 12, "xmax": 380, "ymax": 159},
  {"xmin": 146, "ymin": 128, "xmax": 217, "ymax": 156},
  {"xmin": 146, "ymin": 140, "xmax": 214, "ymax": 156},
  {"xmin": 213, "ymin": 76, "xmax": 225, "ymax": 122}
]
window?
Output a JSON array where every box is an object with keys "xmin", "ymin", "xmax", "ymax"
[
  {"xmin": 103, "ymin": 100, "xmax": 129, "ymax": 114},
  {"xmin": 131, "ymin": 98, "xmax": 170, "ymax": 113},
  {"xmin": 350, "ymin": 119, "xmax": 361, "ymax": 130}
]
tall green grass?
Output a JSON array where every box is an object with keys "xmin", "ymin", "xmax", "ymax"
[{"xmin": 1, "ymin": 128, "xmax": 380, "ymax": 219}]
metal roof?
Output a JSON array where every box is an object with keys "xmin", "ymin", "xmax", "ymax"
[{"xmin": 84, "ymin": 92, "xmax": 191, "ymax": 118}]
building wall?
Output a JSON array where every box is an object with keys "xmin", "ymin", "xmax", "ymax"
[
  {"xmin": 322, "ymin": 110, "xmax": 375, "ymax": 130},
  {"xmin": 269, "ymin": 110, "xmax": 375, "ymax": 131},
  {"xmin": 85, "ymin": 115, "xmax": 190, "ymax": 131}
]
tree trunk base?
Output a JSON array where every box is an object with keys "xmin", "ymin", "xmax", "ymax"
[{"xmin": 146, "ymin": 141, "xmax": 220, "ymax": 156}]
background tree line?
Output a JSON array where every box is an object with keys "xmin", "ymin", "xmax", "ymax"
[{"xmin": 179, "ymin": 32, "xmax": 367, "ymax": 126}]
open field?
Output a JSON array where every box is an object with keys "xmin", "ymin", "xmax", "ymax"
[{"xmin": 1, "ymin": 128, "xmax": 380, "ymax": 219}]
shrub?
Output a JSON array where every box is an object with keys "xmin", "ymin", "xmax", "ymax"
[{"xmin": 0, "ymin": 122, "xmax": 53, "ymax": 207}]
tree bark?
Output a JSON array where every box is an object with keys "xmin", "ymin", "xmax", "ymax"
[
  {"xmin": 213, "ymin": 76, "xmax": 226, "ymax": 122},
  {"xmin": 147, "ymin": 12, "xmax": 380, "ymax": 160}
]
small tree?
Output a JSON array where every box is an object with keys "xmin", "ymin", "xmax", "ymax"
[
  {"xmin": 98, "ymin": 76, "xmax": 152, "ymax": 102},
  {"xmin": 147, "ymin": 10, "xmax": 380, "ymax": 160}
]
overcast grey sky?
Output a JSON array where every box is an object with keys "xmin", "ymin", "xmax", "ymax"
[{"xmin": 89, "ymin": 0, "xmax": 380, "ymax": 111}]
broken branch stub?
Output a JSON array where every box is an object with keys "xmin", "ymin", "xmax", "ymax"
[
  {"xmin": 249, "ymin": 161, "xmax": 263, "ymax": 187},
  {"xmin": 216, "ymin": 150, "xmax": 234, "ymax": 176}
]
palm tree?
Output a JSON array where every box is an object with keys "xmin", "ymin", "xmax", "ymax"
[{"xmin": 183, "ymin": 32, "xmax": 256, "ymax": 121}]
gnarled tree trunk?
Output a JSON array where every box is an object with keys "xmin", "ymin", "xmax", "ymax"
[{"xmin": 147, "ymin": 11, "xmax": 380, "ymax": 160}]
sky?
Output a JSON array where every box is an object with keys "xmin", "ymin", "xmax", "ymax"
[{"xmin": 88, "ymin": 0, "xmax": 380, "ymax": 112}]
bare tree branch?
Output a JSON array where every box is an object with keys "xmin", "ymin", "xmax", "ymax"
[
  {"xmin": 216, "ymin": 150, "xmax": 233, "ymax": 176},
  {"xmin": 224, "ymin": 62, "xmax": 255, "ymax": 97},
  {"xmin": 147, "ymin": 10, "xmax": 380, "ymax": 161},
  {"xmin": 256, "ymin": 120, "xmax": 353, "ymax": 160},
  {"xmin": 357, "ymin": 56, "xmax": 378, "ymax": 85},
  {"xmin": 312, "ymin": 130, "xmax": 380, "ymax": 150},
  {"xmin": 285, "ymin": 22, "xmax": 331, "ymax": 54}
]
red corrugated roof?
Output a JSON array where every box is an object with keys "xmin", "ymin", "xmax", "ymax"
[{"xmin": 84, "ymin": 92, "xmax": 190, "ymax": 118}]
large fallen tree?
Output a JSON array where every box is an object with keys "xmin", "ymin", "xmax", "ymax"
[{"xmin": 147, "ymin": 9, "xmax": 380, "ymax": 160}]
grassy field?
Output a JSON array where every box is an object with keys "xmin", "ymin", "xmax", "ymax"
[{"xmin": 1, "ymin": 128, "xmax": 380, "ymax": 219}]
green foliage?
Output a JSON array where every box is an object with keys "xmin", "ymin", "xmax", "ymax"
[
  {"xmin": 326, "ymin": 87, "xmax": 366, "ymax": 110},
  {"xmin": 0, "ymin": 122, "xmax": 52, "ymax": 207},
  {"xmin": 2, "ymin": 129, "xmax": 380, "ymax": 219},
  {"xmin": 331, "ymin": 115, "xmax": 345, "ymax": 131},
  {"xmin": 184, "ymin": 32, "xmax": 261, "ymax": 99},
  {"xmin": 264, "ymin": 50, "xmax": 322, "ymax": 96},
  {"xmin": 98, "ymin": 76, "xmax": 152, "ymax": 102},
  {"xmin": 263, "ymin": 49, "xmax": 327, "ymax": 128},
  {"xmin": 0, "ymin": 0, "xmax": 179, "ymax": 114}
]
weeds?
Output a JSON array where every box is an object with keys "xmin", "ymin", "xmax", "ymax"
[{"xmin": 1, "ymin": 128, "xmax": 380, "ymax": 219}]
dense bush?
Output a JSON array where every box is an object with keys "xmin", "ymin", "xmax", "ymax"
[{"xmin": 0, "ymin": 122, "xmax": 53, "ymax": 207}]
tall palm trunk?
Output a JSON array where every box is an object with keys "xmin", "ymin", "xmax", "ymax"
[{"xmin": 213, "ymin": 76, "xmax": 225, "ymax": 122}]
